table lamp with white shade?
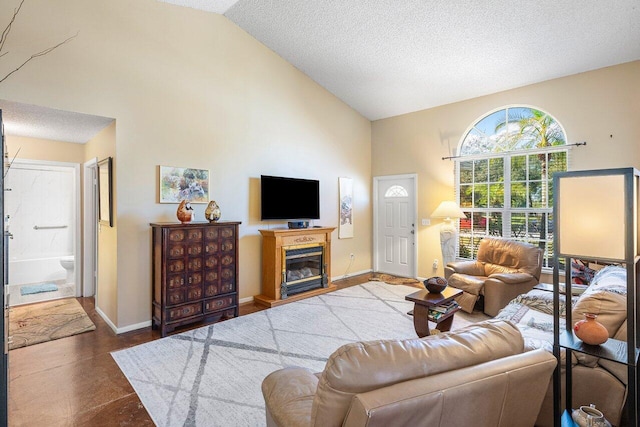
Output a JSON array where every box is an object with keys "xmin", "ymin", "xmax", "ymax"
[{"xmin": 431, "ymin": 201, "xmax": 466, "ymax": 266}]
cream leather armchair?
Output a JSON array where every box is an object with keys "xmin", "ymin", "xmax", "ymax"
[
  {"xmin": 261, "ymin": 319, "xmax": 556, "ymax": 427},
  {"xmin": 444, "ymin": 237, "xmax": 543, "ymax": 316}
]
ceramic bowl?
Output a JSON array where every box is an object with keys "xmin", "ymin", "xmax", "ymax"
[{"xmin": 424, "ymin": 276, "xmax": 448, "ymax": 293}]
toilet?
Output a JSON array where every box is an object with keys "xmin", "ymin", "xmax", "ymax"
[{"xmin": 60, "ymin": 256, "xmax": 75, "ymax": 284}]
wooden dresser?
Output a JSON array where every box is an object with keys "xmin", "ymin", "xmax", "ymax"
[{"xmin": 150, "ymin": 221, "xmax": 241, "ymax": 336}]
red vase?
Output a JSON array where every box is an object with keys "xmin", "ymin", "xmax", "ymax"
[{"xmin": 574, "ymin": 313, "xmax": 608, "ymax": 345}]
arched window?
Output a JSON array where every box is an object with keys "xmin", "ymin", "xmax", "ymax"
[
  {"xmin": 455, "ymin": 106, "xmax": 568, "ymax": 268},
  {"xmin": 385, "ymin": 185, "xmax": 409, "ymax": 198}
]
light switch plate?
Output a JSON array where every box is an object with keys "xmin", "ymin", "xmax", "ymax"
[{"xmin": 421, "ymin": 219, "xmax": 430, "ymax": 226}]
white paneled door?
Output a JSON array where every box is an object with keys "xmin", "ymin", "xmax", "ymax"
[{"xmin": 374, "ymin": 175, "xmax": 416, "ymax": 278}]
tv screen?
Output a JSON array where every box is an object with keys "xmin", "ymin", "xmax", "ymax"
[{"xmin": 261, "ymin": 175, "xmax": 320, "ymax": 220}]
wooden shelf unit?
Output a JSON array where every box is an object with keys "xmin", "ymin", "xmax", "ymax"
[{"xmin": 255, "ymin": 227, "xmax": 336, "ymax": 308}]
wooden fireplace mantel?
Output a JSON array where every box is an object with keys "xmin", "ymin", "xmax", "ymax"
[{"xmin": 254, "ymin": 227, "xmax": 337, "ymax": 308}]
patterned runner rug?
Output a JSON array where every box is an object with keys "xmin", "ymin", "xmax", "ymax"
[
  {"xmin": 9, "ymin": 298, "xmax": 96, "ymax": 350},
  {"xmin": 369, "ymin": 272, "xmax": 423, "ymax": 287},
  {"xmin": 112, "ymin": 282, "xmax": 487, "ymax": 426}
]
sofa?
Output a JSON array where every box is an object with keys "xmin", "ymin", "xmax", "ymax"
[
  {"xmin": 261, "ymin": 319, "xmax": 556, "ymax": 427},
  {"xmin": 496, "ymin": 265, "xmax": 629, "ymax": 426},
  {"xmin": 445, "ymin": 237, "xmax": 543, "ymax": 317}
]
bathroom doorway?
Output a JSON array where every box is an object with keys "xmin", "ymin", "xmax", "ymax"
[{"xmin": 4, "ymin": 159, "xmax": 81, "ymax": 307}]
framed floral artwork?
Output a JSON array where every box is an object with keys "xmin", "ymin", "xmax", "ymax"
[{"xmin": 159, "ymin": 166, "xmax": 209, "ymax": 204}]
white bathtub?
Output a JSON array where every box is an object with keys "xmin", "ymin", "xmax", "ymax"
[{"xmin": 8, "ymin": 256, "xmax": 67, "ymax": 286}]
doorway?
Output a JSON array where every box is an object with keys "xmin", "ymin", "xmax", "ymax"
[
  {"xmin": 4, "ymin": 159, "xmax": 81, "ymax": 307},
  {"xmin": 373, "ymin": 174, "xmax": 417, "ymax": 278},
  {"xmin": 83, "ymin": 158, "xmax": 98, "ymax": 300}
]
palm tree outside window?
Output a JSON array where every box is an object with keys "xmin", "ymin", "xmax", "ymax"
[{"xmin": 455, "ymin": 106, "xmax": 568, "ymax": 268}]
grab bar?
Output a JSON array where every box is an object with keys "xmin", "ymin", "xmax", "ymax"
[{"xmin": 33, "ymin": 225, "xmax": 68, "ymax": 230}]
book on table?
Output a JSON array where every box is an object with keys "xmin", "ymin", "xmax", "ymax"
[{"xmin": 428, "ymin": 301, "xmax": 459, "ymax": 320}]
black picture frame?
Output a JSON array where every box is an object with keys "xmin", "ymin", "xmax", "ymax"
[{"xmin": 97, "ymin": 157, "xmax": 113, "ymax": 227}]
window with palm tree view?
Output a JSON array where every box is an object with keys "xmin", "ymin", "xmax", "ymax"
[{"xmin": 455, "ymin": 106, "xmax": 568, "ymax": 268}]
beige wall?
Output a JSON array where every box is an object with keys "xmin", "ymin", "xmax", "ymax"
[
  {"xmin": 372, "ymin": 61, "xmax": 640, "ymax": 279},
  {"xmin": 4, "ymin": 0, "xmax": 637, "ymax": 331},
  {"xmin": 5, "ymin": 135, "xmax": 85, "ymax": 163},
  {"xmin": 0, "ymin": 0, "xmax": 371, "ymax": 329},
  {"xmin": 84, "ymin": 122, "xmax": 117, "ymax": 324}
]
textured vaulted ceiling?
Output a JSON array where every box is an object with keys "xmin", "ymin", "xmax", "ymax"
[
  {"xmin": 166, "ymin": 0, "xmax": 640, "ymax": 121},
  {"xmin": 0, "ymin": 100, "xmax": 114, "ymax": 144},
  {"xmin": 3, "ymin": 1, "xmax": 640, "ymax": 142}
]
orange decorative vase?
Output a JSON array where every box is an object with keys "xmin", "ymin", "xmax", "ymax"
[
  {"xmin": 574, "ymin": 313, "xmax": 608, "ymax": 345},
  {"xmin": 176, "ymin": 200, "xmax": 193, "ymax": 224}
]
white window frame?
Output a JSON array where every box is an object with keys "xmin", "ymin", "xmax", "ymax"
[{"xmin": 454, "ymin": 105, "xmax": 570, "ymax": 270}]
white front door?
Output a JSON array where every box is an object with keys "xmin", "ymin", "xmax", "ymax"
[{"xmin": 373, "ymin": 175, "xmax": 417, "ymax": 278}]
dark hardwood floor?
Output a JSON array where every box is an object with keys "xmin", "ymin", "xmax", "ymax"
[{"xmin": 7, "ymin": 273, "xmax": 371, "ymax": 426}]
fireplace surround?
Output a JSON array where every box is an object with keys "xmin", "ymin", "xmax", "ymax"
[{"xmin": 255, "ymin": 227, "xmax": 336, "ymax": 307}]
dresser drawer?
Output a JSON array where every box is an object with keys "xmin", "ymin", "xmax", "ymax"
[
  {"xmin": 186, "ymin": 243, "xmax": 202, "ymax": 256},
  {"xmin": 167, "ymin": 302, "xmax": 202, "ymax": 321},
  {"xmin": 167, "ymin": 243, "xmax": 186, "ymax": 258},
  {"xmin": 220, "ymin": 280, "xmax": 235, "ymax": 294},
  {"xmin": 186, "ymin": 285, "xmax": 203, "ymax": 301},
  {"xmin": 204, "ymin": 296, "xmax": 235, "ymax": 314},
  {"xmin": 204, "ymin": 227, "xmax": 219, "ymax": 241},
  {"xmin": 167, "ymin": 259, "xmax": 185, "ymax": 273},
  {"xmin": 167, "ymin": 274, "xmax": 185, "ymax": 289},
  {"xmin": 204, "ymin": 241, "xmax": 218, "ymax": 254},
  {"xmin": 220, "ymin": 267, "xmax": 235, "ymax": 280},
  {"xmin": 167, "ymin": 229, "xmax": 186, "ymax": 243},
  {"xmin": 204, "ymin": 281, "xmax": 234, "ymax": 296},
  {"xmin": 204, "ymin": 270, "xmax": 218, "ymax": 283},
  {"xmin": 221, "ymin": 239, "xmax": 235, "ymax": 253},
  {"xmin": 220, "ymin": 227, "xmax": 235, "ymax": 239},
  {"xmin": 187, "ymin": 257, "xmax": 203, "ymax": 271},
  {"xmin": 204, "ymin": 283, "xmax": 219, "ymax": 297},
  {"xmin": 186, "ymin": 272, "xmax": 203, "ymax": 286},
  {"xmin": 205, "ymin": 255, "xmax": 219, "ymax": 269},
  {"xmin": 166, "ymin": 288, "xmax": 186, "ymax": 306},
  {"xmin": 186, "ymin": 228, "xmax": 203, "ymax": 242}
]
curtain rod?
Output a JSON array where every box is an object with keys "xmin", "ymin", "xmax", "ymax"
[{"xmin": 441, "ymin": 141, "xmax": 587, "ymax": 161}]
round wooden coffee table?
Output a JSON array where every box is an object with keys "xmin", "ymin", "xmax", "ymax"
[{"xmin": 405, "ymin": 287, "xmax": 463, "ymax": 338}]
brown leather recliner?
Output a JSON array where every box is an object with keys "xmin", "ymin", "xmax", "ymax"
[
  {"xmin": 444, "ymin": 237, "xmax": 543, "ymax": 316},
  {"xmin": 261, "ymin": 319, "xmax": 557, "ymax": 427}
]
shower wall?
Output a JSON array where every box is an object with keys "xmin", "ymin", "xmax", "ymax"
[{"xmin": 5, "ymin": 161, "xmax": 75, "ymax": 286}]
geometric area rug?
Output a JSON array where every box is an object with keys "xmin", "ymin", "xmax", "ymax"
[
  {"xmin": 9, "ymin": 297, "xmax": 96, "ymax": 350},
  {"xmin": 111, "ymin": 282, "xmax": 485, "ymax": 427}
]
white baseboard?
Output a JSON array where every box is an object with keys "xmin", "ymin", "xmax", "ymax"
[
  {"xmin": 95, "ymin": 306, "xmax": 117, "ymax": 333},
  {"xmin": 332, "ymin": 268, "xmax": 372, "ymax": 281},
  {"xmin": 117, "ymin": 320, "xmax": 152, "ymax": 334},
  {"xmin": 239, "ymin": 296, "xmax": 254, "ymax": 304},
  {"xmin": 95, "ymin": 306, "xmax": 152, "ymax": 334}
]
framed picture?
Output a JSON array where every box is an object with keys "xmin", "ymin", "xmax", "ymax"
[
  {"xmin": 339, "ymin": 177, "xmax": 354, "ymax": 239},
  {"xmin": 159, "ymin": 165, "xmax": 209, "ymax": 204},
  {"xmin": 97, "ymin": 157, "xmax": 113, "ymax": 227}
]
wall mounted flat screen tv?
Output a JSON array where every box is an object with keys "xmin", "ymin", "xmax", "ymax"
[{"xmin": 261, "ymin": 175, "xmax": 320, "ymax": 220}]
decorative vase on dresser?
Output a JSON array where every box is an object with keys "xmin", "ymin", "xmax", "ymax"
[{"xmin": 151, "ymin": 221, "xmax": 241, "ymax": 337}]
